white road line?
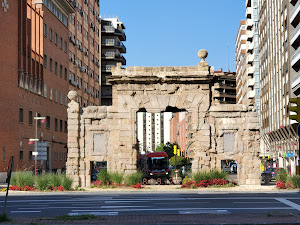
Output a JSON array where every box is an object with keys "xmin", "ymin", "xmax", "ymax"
[
  {"xmin": 101, "ymin": 206, "xmax": 151, "ymax": 208},
  {"xmin": 179, "ymin": 210, "xmax": 230, "ymax": 215},
  {"xmin": 11, "ymin": 211, "xmax": 41, "ymax": 213},
  {"xmin": 105, "ymin": 201, "xmax": 150, "ymax": 203},
  {"xmin": 233, "ymin": 202, "xmax": 281, "ymax": 204},
  {"xmin": 72, "ymin": 207, "xmax": 292, "ymax": 212},
  {"xmin": 69, "ymin": 212, "xmax": 118, "ymax": 216},
  {"xmin": 275, "ymin": 198, "xmax": 300, "ymax": 211}
]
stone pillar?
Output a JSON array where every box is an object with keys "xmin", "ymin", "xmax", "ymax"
[{"xmin": 66, "ymin": 91, "xmax": 81, "ymax": 187}]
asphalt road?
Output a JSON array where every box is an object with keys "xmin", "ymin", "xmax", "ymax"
[{"xmin": 1, "ymin": 192, "xmax": 300, "ymax": 218}]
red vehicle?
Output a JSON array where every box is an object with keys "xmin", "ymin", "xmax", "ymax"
[{"xmin": 137, "ymin": 152, "xmax": 170, "ymax": 179}]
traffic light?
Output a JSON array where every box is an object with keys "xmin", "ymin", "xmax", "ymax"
[
  {"xmin": 289, "ymin": 98, "xmax": 300, "ymax": 122},
  {"xmin": 173, "ymin": 145, "xmax": 177, "ymax": 155}
]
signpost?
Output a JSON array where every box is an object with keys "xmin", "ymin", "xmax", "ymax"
[{"xmin": 3, "ymin": 156, "xmax": 14, "ymax": 215}]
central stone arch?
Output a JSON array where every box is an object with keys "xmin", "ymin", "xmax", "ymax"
[{"xmin": 66, "ymin": 50, "xmax": 261, "ymax": 187}]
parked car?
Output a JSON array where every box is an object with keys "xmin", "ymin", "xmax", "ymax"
[{"xmin": 261, "ymin": 167, "xmax": 286, "ymax": 184}]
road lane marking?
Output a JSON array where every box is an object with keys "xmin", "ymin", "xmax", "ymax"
[
  {"xmin": 69, "ymin": 212, "xmax": 118, "ymax": 216},
  {"xmin": 101, "ymin": 206, "xmax": 151, "ymax": 208},
  {"xmin": 105, "ymin": 201, "xmax": 150, "ymax": 203},
  {"xmin": 11, "ymin": 211, "xmax": 41, "ymax": 213},
  {"xmin": 275, "ymin": 198, "xmax": 300, "ymax": 211},
  {"xmin": 179, "ymin": 210, "xmax": 230, "ymax": 214},
  {"xmin": 233, "ymin": 202, "xmax": 282, "ymax": 204}
]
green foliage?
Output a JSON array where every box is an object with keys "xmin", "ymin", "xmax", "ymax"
[
  {"xmin": 61, "ymin": 174, "xmax": 73, "ymax": 190},
  {"xmin": 0, "ymin": 213, "xmax": 11, "ymax": 222},
  {"xmin": 97, "ymin": 169, "xmax": 111, "ymax": 184},
  {"xmin": 56, "ymin": 215, "xmax": 97, "ymax": 221},
  {"xmin": 10, "ymin": 171, "xmax": 34, "ymax": 187},
  {"xmin": 49, "ymin": 173, "xmax": 62, "ymax": 187},
  {"xmin": 287, "ymin": 175, "xmax": 300, "ymax": 189},
  {"xmin": 125, "ymin": 171, "xmax": 143, "ymax": 186},
  {"xmin": 110, "ymin": 172, "xmax": 124, "ymax": 185},
  {"xmin": 275, "ymin": 171, "xmax": 287, "ymax": 183},
  {"xmin": 155, "ymin": 142, "xmax": 178, "ymax": 158},
  {"xmin": 182, "ymin": 176, "xmax": 191, "ymax": 185},
  {"xmin": 192, "ymin": 169, "xmax": 227, "ymax": 183},
  {"xmin": 169, "ymin": 156, "xmax": 187, "ymax": 168},
  {"xmin": 36, "ymin": 174, "xmax": 51, "ymax": 191}
]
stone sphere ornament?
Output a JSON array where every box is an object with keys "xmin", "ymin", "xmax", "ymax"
[
  {"xmin": 68, "ymin": 90, "xmax": 78, "ymax": 101},
  {"xmin": 198, "ymin": 49, "xmax": 208, "ymax": 62}
]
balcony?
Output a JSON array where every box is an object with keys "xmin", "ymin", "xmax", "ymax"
[
  {"xmin": 291, "ymin": 48, "xmax": 300, "ymax": 71},
  {"xmin": 290, "ymin": 0, "xmax": 300, "ymax": 27},
  {"xmin": 246, "ymin": 7, "xmax": 252, "ymax": 18},
  {"xmin": 247, "ymin": 90, "xmax": 255, "ymax": 99},
  {"xmin": 247, "ymin": 42, "xmax": 254, "ymax": 52},
  {"xmin": 291, "ymin": 24, "xmax": 300, "ymax": 49},
  {"xmin": 247, "ymin": 30, "xmax": 254, "ymax": 41},
  {"xmin": 247, "ymin": 78, "xmax": 255, "ymax": 87},
  {"xmin": 247, "ymin": 54, "xmax": 254, "ymax": 64},
  {"xmin": 247, "ymin": 66, "xmax": 254, "ymax": 75},
  {"xmin": 101, "ymin": 65, "xmax": 113, "ymax": 72},
  {"xmin": 246, "ymin": 19, "xmax": 253, "ymax": 29},
  {"xmin": 101, "ymin": 25, "xmax": 115, "ymax": 33}
]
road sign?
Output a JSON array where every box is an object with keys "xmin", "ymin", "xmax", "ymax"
[{"xmin": 32, "ymin": 152, "xmax": 38, "ymax": 156}]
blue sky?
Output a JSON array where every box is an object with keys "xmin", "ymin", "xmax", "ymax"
[{"xmin": 100, "ymin": 0, "xmax": 245, "ymax": 72}]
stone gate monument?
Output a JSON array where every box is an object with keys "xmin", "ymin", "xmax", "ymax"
[{"xmin": 67, "ymin": 50, "xmax": 261, "ymax": 187}]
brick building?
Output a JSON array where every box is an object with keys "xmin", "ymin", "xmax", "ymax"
[
  {"xmin": 0, "ymin": 0, "xmax": 74, "ymax": 180},
  {"xmin": 170, "ymin": 112, "xmax": 188, "ymax": 154}
]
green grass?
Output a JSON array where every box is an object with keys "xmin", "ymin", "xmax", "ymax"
[
  {"xmin": 97, "ymin": 169, "xmax": 111, "ymax": 184},
  {"xmin": 192, "ymin": 169, "xmax": 227, "ymax": 183},
  {"xmin": 110, "ymin": 172, "xmax": 124, "ymax": 185},
  {"xmin": 36, "ymin": 174, "xmax": 51, "ymax": 191},
  {"xmin": 125, "ymin": 171, "xmax": 143, "ymax": 186},
  {"xmin": 10, "ymin": 171, "xmax": 34, "ymax": 187},
  {"xmin": 49, "ymin": 173, "xmax": 62, "ymax": 187},
  {"xmin": 287, "ymin": 175, "xmax": 300, "ymax": 189},
  {"xmin": 56, "ymin": 214, "xmax": 98, "ymax": 220},
  {"xmin": 61, "ymin": 174, "xmax": 73, "ymax": 190},
  {"xmin": 0, "ymin": 213, "xmax": 11, "ymax": 222}
]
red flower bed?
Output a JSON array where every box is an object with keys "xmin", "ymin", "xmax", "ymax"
[
  {"xmin": 132, "ymin": 182, "xmax": 144, "ymax": 189},
  {"xmin": 276, "ymin": 181, "xmax": 286, "ymax": 189},
  {"xmin": 92, "ymin": 180, "xmax": 103, "ymax": 186},
  {"xmin": 181, "ymin": 179, "xmax": 229, "ymax": 188},
  {"xmin": 9, "ymin": 186, "xmax": 35, "ymax": 191}
]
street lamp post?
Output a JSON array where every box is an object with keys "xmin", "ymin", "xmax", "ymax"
[{"xmin": 28, "ymin": 112, "xmax": 46, "ymax": 185}]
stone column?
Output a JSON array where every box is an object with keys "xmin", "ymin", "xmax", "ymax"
[{"xmin": 66, "ymin": 91, "xmax": 81, "ymax": 187}]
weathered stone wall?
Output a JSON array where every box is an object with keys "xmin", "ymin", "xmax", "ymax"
[{"xmin": 66, "ymin": 50, "xmax": 260, "ymax": 187}]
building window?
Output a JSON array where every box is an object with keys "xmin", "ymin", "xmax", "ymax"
[
  {"xmin": 49, "ymin": 28, "xmax": 53, "ymax": 41},
  {"xmin": 29, "ymin": 111, "xmax": 33, "ymax": 125},
  {"xmin": 19, "ymin": 150, "xmax": 24, "ymax": 161},
  {"xmin": 64, "ymin": 68, "xmax": 67, "ymax": 80},
  {"xmin": 49, "ymin": 87, "xmax": 52, "ymax": 100},
  {"xmin": 3, "ymin": 147, "xmax": 5, "ymax": 161},
  {"xmin": 29, "ymin": 151, "xmax": 33, "ymax": 161},
  {"xmin": 46, "ymin": 116, "xmax": 50, "ymax": 129},
  {"xmin": 55, "ymin": 32, "xmax": 58, "ymax": 45},
  {"xmin": 19, "ymin": 108, "xmax": 23, "ymax": 123},
  {"xmin": 60, "ymin": 152, "xmax": 63, "ymax": 161},
  {"xmin": 55, "ymin": 152, "xmax": 58, "ymax": 161},
  {"xmin": 55, "ymin": 118, "xmax": 58, "ymax": 131},
  {"xmin": 60, "ymin": 120, "xmax": 63, "ymax": 132},
  {"xmin": 64, "ymin": 121, "xmax": 67, "ymax": 133},
  {"xmin": 64, "ymin": 41, "xmax": 67, "ymax": 53},
  {"xmin": 55, "ymin": 62, "xmax": 58, "ymax": 74},
  {"xmin": 55, "ymin": 90, "xmax": 58, "ymax": 102},
  {"xmin": 44, "ymin": 54, "xmax": 47, "ymax": 68},
  {"xmin": 44, "ymin": 23, "xmax": 47, "ymax": 37},
  {"xmin": 60, "ymin": 65, "xmax": 63, "ymax": 77},
  {"xmin": 60, "ymin": 37, "xmax": 63, "ymax": 49},
  {"xmin": 60, "ymin": 93, "xmax": 63, "ymax": 104},
  {"xmin": 49, "ymin": 58, "xmax": 53, "ymax": 71}
]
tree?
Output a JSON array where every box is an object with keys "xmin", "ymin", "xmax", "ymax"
[{"xmin": 155, "ymin": 142, "xmax": 178, "ymax": 158}]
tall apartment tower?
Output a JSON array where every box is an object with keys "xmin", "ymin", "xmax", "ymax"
[
  {"xmin": 235, "ymin": 20, "xmax": 248, "ymax": 104},
  {"xmin": 0, "ymin": 0, "xmax": 74, "ymax": 179},
  {"xmin": 258, "ymin": 0, "xmax": 298, "ymax": 174},
  {"xmin": 290, "ymin": 0, "xmax": 300, "ymax": 95},
  {"xmin": 101, "ymin": 17, "xmax": 126, "ymax": 106},
  {"xmin": 68, "ymin": 0, "xmax": 100, "ymax": 107}
]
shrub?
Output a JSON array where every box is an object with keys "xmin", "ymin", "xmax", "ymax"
[
  {"xmin": 36, "ymin": 174, "xmax": 51, "ymax": 191},
  {"xmin": 276, "ymin": 181, "xmax": 286, "ymax": 189},
  {"xmin": 61, "ymin": 175, "xmax": 73, "ymax": 190},
  {"xmin": 132, "ymin": 182, "xmax": 143, "ymax": 189},
  {"xmin": 192, "ymin": 170, "xmax": 227, "ymax": 183},
  {"xmin": 275, "ymin": 171, "xmax": 287, "ymax": 183},
  {"xmin": 169, "ymin": 156, "xmax": 187, "ymax": 168},
  {"xmin": 287, "ymin": 175, "xmax": 300, "ymax": 189},
  {"xmin": 125, "ymin": 171, "xmax": 143, "ymax": 186},
  {"xmin": 97, "ymin": 169, "xmax": 111, "ymax": 185},
  {"xmin": 10, "ymin": 171, "xmax": 34, "ymax": 187},
  {"xmin": 49, "ymin": 173, "xmax": 62, "ymax": 187},
  {"xmin": 110, "ymin": 172, "xmax": 124, "ymax": 185},
  {"xmin": 91, "ymin": 180, "xmax": 102, "ymax": 187}
]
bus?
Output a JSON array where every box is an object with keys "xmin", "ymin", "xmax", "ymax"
[{"xmin": 137, "ymin": 152, "xmax": 170, "ymax": 180}]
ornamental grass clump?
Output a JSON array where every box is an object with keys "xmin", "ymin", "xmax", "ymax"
[
  {"xmin": 36, "ymin": 174, "xmax": 51, "ymax": 191},
  {"xmin": 49, "ymin": 173, "xmax": 63, "ymax": 188},
  {"xmin": 97, "ymin": 169, "xmax": 111, "ymax": 185},
  {"xmin": 125, "ymin": 171, "xmax": 143, "ymax": 186},
  {"xmin": 192, "ymin": 169, "xmax": 227, "ymax": 183},
  {"xmin": 10, "ymin": 171, "xmax": 34, "ymax": 187},
  {"xmin": 61, "ymin": 174, "xmax": 73, "ymax": 190},
  {"xmin": 287, "ymin": 175, "xmax": 300, "ymax": 189},
  {"xmin": 110, "ymin": 172, "xmax": 124, "ymax": 186}
]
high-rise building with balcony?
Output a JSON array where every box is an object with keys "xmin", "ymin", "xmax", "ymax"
[
  {"xmin": 0, "ymin": 0, "xmax": 74, "ymax": 180},
  {"xmin": 101, "ymin": 17, "xmax": 126, "ymax": 106},
  {"xmin": 258, "ymin": 0, "xmax": 299, "ymax": 174},
  {"xmin": 68, "ymin": 0, "xmax": 100, "ymax": 107},
  {"xmin": 290, "ymin": 0, "xmax": 300, "ymax": 95}
]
